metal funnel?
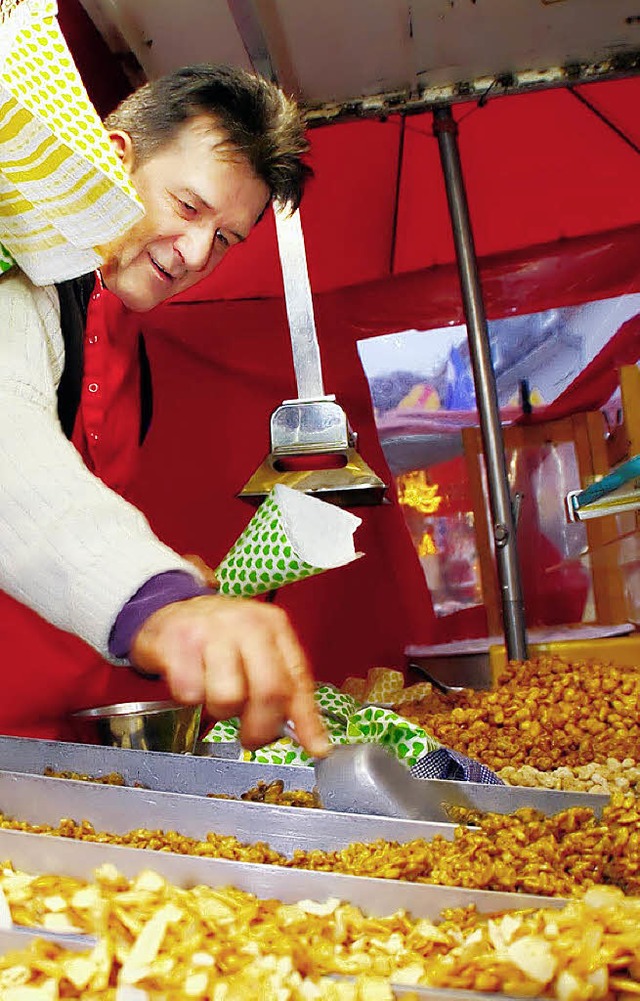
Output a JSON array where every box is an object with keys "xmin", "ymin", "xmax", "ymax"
[{"xmin": 238, "ymin": 205, "xmax": 386, "ymax": 507}]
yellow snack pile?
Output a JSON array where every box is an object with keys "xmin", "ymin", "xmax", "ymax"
[
  {"xmin": 393, "ymin": 656, "xmax": 640, "ymax": 772},
  {"xmin": 0, "ymin": 864, "xmax": 638, "ymax": 999}
]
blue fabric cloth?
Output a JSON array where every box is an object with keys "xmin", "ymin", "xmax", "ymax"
[{"xmin": 410, "ymin": 747, "xmax": 503, "ymax": 784}]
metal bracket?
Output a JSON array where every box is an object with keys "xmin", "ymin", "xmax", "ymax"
[{"xmin": 238, "ymin": 206, "xmax": 386, "ymax": 507}]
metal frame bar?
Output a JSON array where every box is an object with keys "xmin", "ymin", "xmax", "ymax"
[
  {"xmin": 433, "ymin": 106, "xmax": 527, "ymax": 661},
  {"xmin": 303, "ymin": 61, "xmax": 640, "ymax": 127},
  {"xmin": 389, "ymin": 114, "xmax": 406, "ymax": 275},
  {"xmin": 226, "ymin": 0, "xmax": 300, "ymax": 96},
  {"xmin": 0, "ymin": 770, "xmax": 456, "ymax": 854},
  {"xmin": 0, "ymin": 736, "xmax": 608, "ymax": 815}
]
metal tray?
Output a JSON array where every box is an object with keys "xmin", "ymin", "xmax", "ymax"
[
  {"xmin": 0, "ymin": 735, "xmax": 609, "ymax": 816},
  {"xmin": 0, "ymin": 927, "xmax": 94, "ymax": 950},
  {"xmin": 0, "ymin": 827, "xmax": 564, "ymax": 920},
  {"xmin": 0, "ymin": 735, "xmax": 302, "ymax": 796},
  {"xmin": 0, "ymin": 770, "xmax": 456, "ymax": 854},
  {"xmin": 0, "ymin": 823, "xmax": 562, "ymax": 1001}
]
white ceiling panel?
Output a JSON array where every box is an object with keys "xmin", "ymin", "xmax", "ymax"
[
  {"xmin": 80, "ymin": 0, "xmax": 640, "ymax": 112},
  {"xmin": 408, "ymin": 0, "xmax": 637, "ymax": 90},
  {"xmin": 268, "ymin": 0, "xmax": 415, "ymax": 103},
  {"xmin": 80, "ymin": 0, "xmax": 252, "ymax": 80}
]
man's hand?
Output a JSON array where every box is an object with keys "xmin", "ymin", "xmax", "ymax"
[{"xmin": 129, "ymin": 594, "xmax": 329, "ymax": 756}]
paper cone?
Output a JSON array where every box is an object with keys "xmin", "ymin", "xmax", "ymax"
[
  {"xmin": 215, "ymin": 483, "xmax": 362, "ymax": 596},
  {"xmin": 0, "ymin": 0, "xmax": 143, "ymax": 284}
]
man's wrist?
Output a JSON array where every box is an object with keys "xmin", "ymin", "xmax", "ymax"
[{"xmin": 109, "ymin": 570, "xmax": 213, "ymax": 659}]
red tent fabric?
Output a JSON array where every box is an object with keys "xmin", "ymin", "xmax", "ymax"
[
  {"xmin": 57, "ymin": 2, "xmax": 640, "ymax": 682},
  {"xmin": 177, "ymin": 79, "xmax": 640, "ymax": 301}
]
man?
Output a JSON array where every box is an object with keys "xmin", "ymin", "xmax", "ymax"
[{"xmin": 0, "ymin": 65, "xmax": 328, "ymax": 756}]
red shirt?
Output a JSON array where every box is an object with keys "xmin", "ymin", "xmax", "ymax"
[
  {"xmin": 0, "ymin": 274, "xmax": 170, "ymax": 740},
  {"xmin": 71, "ymin": 272, "xmax": 142, "ymax": 496}
]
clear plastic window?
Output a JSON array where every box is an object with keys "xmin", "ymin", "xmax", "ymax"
[{"xmin": 358, "ymin": 294, "xmax": 640, "ymax": 622}]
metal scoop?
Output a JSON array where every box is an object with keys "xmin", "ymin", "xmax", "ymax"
[{"xmin": 283, "ymin": 722, "xmax": 470, "ymax": 823}]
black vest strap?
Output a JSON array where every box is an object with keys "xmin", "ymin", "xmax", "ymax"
[
  {"xmin": 55, "ymin": 273, "xmax": 94, "ymax": 440},
  {"xmin": 55, "ymin": 274, "xmax": 153, "ymax": 445},
  {"xmin": 138, "ymin": 334, "xmax": 153, "ymax": 446}
]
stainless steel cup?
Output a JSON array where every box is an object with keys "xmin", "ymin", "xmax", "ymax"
[{"xmin": 71, "ymin": 700, "xmax": 202, "ymax": 753}]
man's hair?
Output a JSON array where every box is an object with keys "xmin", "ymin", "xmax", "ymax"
[{"xmin": 104, "ymin": 64, "xmax": 312, "ymax": 211}]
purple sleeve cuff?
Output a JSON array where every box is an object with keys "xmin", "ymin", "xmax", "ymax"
[{"xmin": 109, "ymin": 570, "xmax": 213, "ymax": 659}]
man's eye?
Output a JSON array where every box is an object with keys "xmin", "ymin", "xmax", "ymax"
[
  {"xmin": 174, "ymin": 196, "xmax": 196, "ymax": 215},
  {"xmin": 215, "ymin": 229, "xmax": 230, "ymax": 249}
]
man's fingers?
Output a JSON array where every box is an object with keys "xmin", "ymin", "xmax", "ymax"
[
  {"xmin": 239, "ymin": 704, "xmax": 286, "ymax": 750},
  {"xmin": 237, "ymin": 646, "xmax": 289, "ymax": 750},
  {"xmin": 274, "ymin": 629, "xmax": 329, "ymax": 757},
  {"xmin": 285, "ymin": 662, "xmax": 330, "ymax": 758},
  {"xmin": 163, "ymin": 654, "xmax": 206, "ymax": 706},
  {"xmin": 238, "ymin": 626, "xmax": 328, "ymax": 756},
  {"xmin": 202, "ymin": 646, "xmax": 247, "ymax": 720}
]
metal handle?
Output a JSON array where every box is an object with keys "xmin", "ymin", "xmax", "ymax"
[
  {"xmin": 281, "ymin": 719, "xmax": 298, "ymax": 744},
  {"xmin": 274, "ymin": 203, "xmax": 327, "ymax": 400}
]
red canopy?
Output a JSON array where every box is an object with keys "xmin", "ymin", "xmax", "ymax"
[{"xmin": 173, "ymin": 79, "xmax": 640, "ymax": 302}]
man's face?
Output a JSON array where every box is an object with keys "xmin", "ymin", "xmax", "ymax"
[{"xmin": 101, "ymin": 115, "xmax": 271, "ymax": 312}]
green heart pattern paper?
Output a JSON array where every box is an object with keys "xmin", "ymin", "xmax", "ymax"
[
  {"xmin": 314, "ymin": 684, "xmax": 360, "ymax": 720},
  {"xmin": 202, "ymin": 683, "xmax": 439, "ymax": 767},
  {"xmin": 215, "ymin": 493, "xmax": 322, "ymax": 597},
  {"xmin": 345, "ymin": 705, "xmax": 440, "ymax": 765},
  {"xmin": 0, "ymin": 244, "xmax": 14, "ymax": 274},
  {"xmin": 204, "ymin": 718, "xmax": 241, "ymax": 743}
]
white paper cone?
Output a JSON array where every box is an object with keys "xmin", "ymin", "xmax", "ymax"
[{"xmin": 215, "ymin": 484, "xmax": 362, "ymax": 596}]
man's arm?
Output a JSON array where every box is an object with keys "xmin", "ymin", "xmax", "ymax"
[
  {"xmin": 0, "ymin": 269, "xmax": 203, "ymax": 651},
  {"xmin": 0, "ymin": 270, "xmax": 328, "ymax": 754}
]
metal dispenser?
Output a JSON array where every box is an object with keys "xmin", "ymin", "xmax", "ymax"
[{"xmin": 239, "ymin": 204, "xmax": 386, "ymax": 507}]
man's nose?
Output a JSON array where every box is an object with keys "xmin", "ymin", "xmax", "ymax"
[{"xmin": 176, "ymin": 225, "xmax": 215, "ymax": 273}]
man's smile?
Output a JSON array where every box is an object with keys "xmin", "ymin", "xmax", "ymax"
[{"xmin": 149, "ymin": 253, "xmax": 175, "ymax": 282}]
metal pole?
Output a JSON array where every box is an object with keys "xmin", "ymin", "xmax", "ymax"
[{"xmin": 433, "ymin": 105, "xmax": 528, "ymax": 661}]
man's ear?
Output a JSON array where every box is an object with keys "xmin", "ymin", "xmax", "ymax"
[{"xmin": 108, "ymin": 130, "xmax": 135, "ymax": 171}]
